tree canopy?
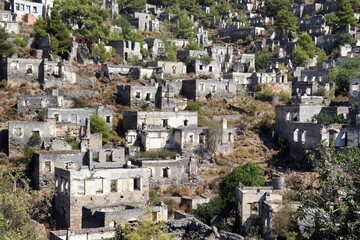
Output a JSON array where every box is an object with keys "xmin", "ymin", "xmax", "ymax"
[
  {"xmin": 0, "ymin": 167, "xmax": 52, "ymax": 240},
  {"xmin": 222, "ymin": 162, "xmax": 265, "ymax": 204},
  {"xmin": 326, "ymin": 57, "xmax": 360, "ymax": 94},
  {"xmin": 274, "ymin": 9, "xmax": 298, "ymax": 40},
  {"xmin": 0, "ymin": 28, "xmax": 15, "ymax": 58},
  {"xmin": 297, "ymin": 143, "xmax": 360, "ymax": 239},
  {"xmin": 34, "ymin": 9, "xmax": 72, "ymax": 56},
  {"xmin": 335, "ymin": 0, "xmax": 358, "ymax": 31},
  {"xmin": 264, "ymin": 0, "xmax": 292, "ymax": 17},
  {"xmin": 54, "ymin": 0, "xmax": 110, "ymax": 43},
  {"xmin": 90, "ymin": 112, "xmax": 110, "ymax": 143}
]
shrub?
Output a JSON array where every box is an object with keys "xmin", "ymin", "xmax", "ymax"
[
  {"xmin": 69, "ymin": 141, "xmax": 80, "ymax": 150},
  {"xmin": 279, "ymin": 91, "xmax": 291, "ymax": 103},
  {"xmin": 163, "ymin": 198, "xmax": 179, "ymax": 216},
  {"xmin": 23, "ymin": 145, "xmax": 35, "ymax": 166},
  {"xmin": 192, "ymin": 196, "xmax": 226, "ymax": 225},
  {"xmin": 135, "ymin": 149, "xmax": 176, "ymax": 159},
  {"xmin": 185, "ymin": 102, "xmax": 203, "ymax": 112},
  {"xmin": 72, "ymin": 98, "xmax": 91, "ymax": 108},
  {"xmin": 312, "ymin": 112, "xmax": 349, "ymax": 124},
  {"xmin": 90, "ymin": 112, "xmax": 110, "ymax": 143},
  {"xmin": 29, "ymin": 131, "xmax": 42, "ymax": 146}
]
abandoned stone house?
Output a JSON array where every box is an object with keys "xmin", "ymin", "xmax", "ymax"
[
  {"xmin": 173, "ymin": 119, "xmax": 236, "ymax": 155},
  {"xmin": 204, "ymin": 45, "xmax": 233, "ymax": 63},
  {"xmin": 223, "ymin": 72, "xmax": 253, "ymax": 90},
  {"xmin": 107, "ymin": 40, "xmax": 142, "ymax": 61},
  {"xmin": 236, "ymin": 182, "xmax": 283, "ymax": 237},
  {"xmin": 81, "ymin": 202, "xmax": 167, "ymax": 229},
  {"xmin": 157, "ymin": 85, "xmax": 188, "ymax": 111},
  {"xmin": 17, "ymin": 95, "xmax": 71, "ymax": 115},
  {"xmin": 101, "ymin": 0, "xmax": 119, "ymax": 19},
  {"xmin": 101, "ymin": 63, "xmax": 162, "ymax": 80},
  {"xmin": 32, "ymin": 148, "xmax": 126, "ymax": 191},
  {"xmin": 176, "ymin": 50, "xmax": 209, "ymax": 62},
  {"xmin": 132, "ymin": 155, "xmax": 198, "ymax": 189},
  {"xmin": 1, "ymin": 57, "xmax": 43, "ymax": 84},
  {"xmin": 289, "ymin": 3, "xmax": 322, "ymax": 18},
  {"xmin": 147, "ymin": 60, "xmax": 187, "ymax": 76},
  {"xmin": 54, "ymin": 166, "xmax": 150, "ymax": 229},
  {"xmin": 123, "ymin": 111, "xmax": 198, "ymax": 131},
  {"xmin": 5, "ymin": 0, "xmax": 44, "ymax": 23},
  {"xmin": 117, "ymin": 84, "xmax": 158, "ymax": 109},
  {"xmin": 219, "ymin": 27, "xmax": 264, "ymax": 42},
  {"xmin": 233, "ymin": 54, "xmax": 255, "ymax": 73},
  {"xmin": 275, "ymin": 102, "xmax": 351, "ymax": 159},
  {"xmin": 145, "ymin": 38, "xmax": 165, "ymax": 59},
  {"xmin": 126, "ymin": 13, "xmax": 159, "ymax": 32},
  {"xmin": 182, "ymin": 79, "xmax": 237, "ymax": 100},
  {"xmin": 251, "ymin": 71, "xmax": 290, "ymax": 93},
  {"xmin": 47, "ymin": 107, "xmax": 113, "ymax": 130},
  {"xmin": 188, "ymin": 60, "xmax": 221, "ymax": 77},
  {"xmin": 298, "ymin": 16, "xmax": 329, "ymax": 37},
  {"xmin": 196, "ymin": 27, "xmax": 209, "ymax": 47},
  {"xmin": 0, "ymin": 9, "xmax": 19, "ymax": 33},
  {"xmin": 8, "ymin": 120, "xmax": 57, "ymax": 157}
]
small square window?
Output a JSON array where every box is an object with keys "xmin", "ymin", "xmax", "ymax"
[
  {"xmin": 111, "ymin": 180, "xmax": 117, "ymax": 192},
  {"xmin": 45, "ymin": 161, "xmax": 51, "ymax": 172}
]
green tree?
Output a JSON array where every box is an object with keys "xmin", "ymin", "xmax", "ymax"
[
  {"xmin": 192, "ymin": 196, "xmax": 226, "ymax": 225},
  {"xmin": 45, "ymin": 9, "xmax": 72, "ymax": 55},
  {"xmin": 185, "ymin": 38, "xmax": 201, "ymax": 50},
  {"xmin": 292, "ymin": 46, "xmax": 310, "ymax": 67},
  {"xmin": 264, "ymin": 0, "xmax": 292, "ymax": 17},
  {"xmin": 0, "ymin": 166, "xmax": 52, "ymax": 240},
  {"xmin": 324, "ymin": 12, "xmax": 339, "ymax": 33},
  {"xmin": 33, "ymin": 9, "xmax": 72, "ymax": 56},
  {"xmin": 297, "ymin": 33, "xmax": 316, "ymax": 58},
  {"xmin": 120, "ymin": 0, "xmax": 146, "ymax": 13},
  {"xmin": 208, "ymin": 120, "xmax": 222, "ymax": 155},
  {"xmin": 177, "ymin": 11, "xmax": 195, "ymax": 39},
  {"xmin": 0, "ymin": 28, "xmax": 15, "ymax": 58},
  {"xmin": 164, "ymin": 42, "xmax": 177, "ymax": 62},
  {"xmin": 222, "ymin": 162, "xmax": 265, "ymax": 204},
  {"xmin": 255, "ymin": 53, "xmax": 271, "ymax": 71},
  {"xmin": 55, "ymin": 0, "xmax": 110, "ymax": 43},
  {"xmin": 90, "ymin": 112, "xmax": 110, "ymax": 143},
  {"xmin": 90, "ymin": 43, "xmax": 111, "ymax": 62},
  {"xmin": 326, "ymin": 57, "xmax": 360, "ymax": 93},
  {"xmin": 316, "ymin": 49, "xmax": 328, "ymax": 67},
  {"xmin": 334, "ymin": 33, "xmax": 354, "ymax": 48},
  {"xmin": 335, "ymin": 0, "xmax": 358, "ymax": 30},
  {"xmin": 297, "ymin": 143, "xmax": 360, "ymax": 239},
  {"xmin": 274, "ymin": 10, "xmax": 298, "ymax": 40}
]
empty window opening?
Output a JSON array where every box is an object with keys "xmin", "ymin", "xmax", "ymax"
[
  {"xmin": 162, "ymin": 119, "xmax": 168, "ymax": 128},
  {"xmin": 199, "ymin": 65, "xmax": 203, "ymax": 70},
  {"xmin": 106, "ymin": 116, "xmax": 111, "ymax": 123},
  {"xmin": 78, "ymin": 180, "xmax": 85, "ymax": 195},
  {"xmin": 286, "ymin": 112, "xmax": 290, "ymax": 121},
  {"xmin": 45, "ymin": 161, "xmax": 51, "ymax": 172},
  {"xmin": 199, "ymin": 133, "xmax": 205, "ymax": 144},
  {"xmin": 134, "ymin": 178, "xmax": 141, "ymax": 190},
  {"xmin": 209, "ymin": 66, "xmax": 213, "ymax": 72},
  {"xmin": 228, "ymin": 132, "xmax": 232, "ymax": 141},
  {"xmin": 293, "ymin": 112, "xmax": 298, "ymax": 121},
  {"xmin": 200, "ymin": 83, "xmax": 205, "ymax": 91},
  {"xmin": 54, "ymin": 114, "xmax": 59, "ymax": 122},
  {"xmin": 352, "ymin": 83, "xmax": 359, "ymax": 92},
  {"xmin": 163, "ymin": 167, "xmax": 170, "ymax": 178},
  {"xmin": 189, "ymin": 135, "xmax": 194, "ymax": 143},
  {"xmin": 145, "ymin": 93, "xmax": 151, "ymax": 101},
  {"xmin": 111, "ymin": 180, "xmax": 117, "ymax": 192},
  {"xmin": 135, "ymin": 91, "xmax": 141, "ymax": 98},
  {"xmin": 211, "ymin": 85, "xmax": 216, "ymax": 93},
  {"xmin": 131, "ymin": 42, "xmax": 135, "ymax": 50},
  {"xmin": 14, "ymin": 127, "xmax": 22, "ymax": 137},
  {"xmin": 65, "ymin": 181, "xmax": 69, "ymax": 195},
  {"xmin": 125, "ymin": 52, "xmax": 128, "ymax": 61},
  {"xmin": 293, "ymin": 128, "xmax": 299, "ymax": 142},
  {"xmin": 184, "ymin": 120, "xmax": 188, "ymax": 126},
  {"xmin": 95, "ymin": 178, "xmax": 103, "ymax": 193},
  {"xmin": 329, "ymin": 130, "xmax": 338, "ymax": 143},
  {"xmin": 301, "ymin": 131, "xmax": 306, "ymax": 144},
  {"xmin": 149, "ymin": 168, "xmax": 153, "ymax": 177},
  {"xmin": 24, "ymin": 100, "xmax": 29, "ymax": 107}
]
